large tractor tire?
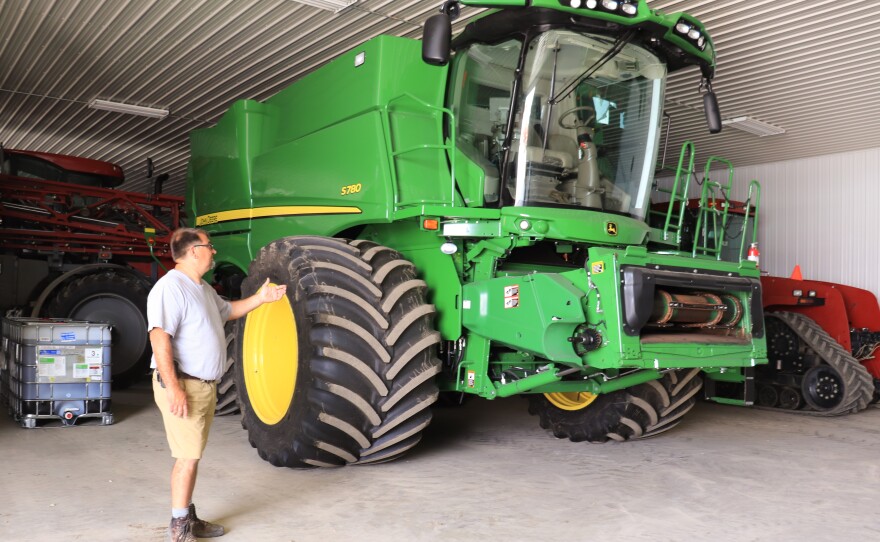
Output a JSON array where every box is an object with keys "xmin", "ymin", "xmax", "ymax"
[
  {"xmin": 528, "ymin": 369, "xmax": 703, "ymax": 442},
  {"xmin": 214, "ymin": 323, "xmax": 239, "ymax": 416},
  {"xmin": 236, "ymin": 236, "xmax": 442, "ymax": 468},
  {"xmin": 45, "ymin": 270, "xmax": 150, "ymax": 388}
]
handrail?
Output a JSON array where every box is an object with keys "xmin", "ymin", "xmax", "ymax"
[
  {"xmin": 738, "ymin": 180, "xmax": 762, "ymax": 261},
  {"xmin": 692, "ymin": 156, "xmax": 734, "ymax": 259},
  {"xmin": 663, "ymin": 140, "xmax": 696, "ymax": 243},
  {"xmin": 380, "ymin": 92, "xmax": 456, "ymax": 209}
]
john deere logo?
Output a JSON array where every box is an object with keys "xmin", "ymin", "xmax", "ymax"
[{"xmin": 606, "ymin": 222, "xmax": 618, "ymax": 236}]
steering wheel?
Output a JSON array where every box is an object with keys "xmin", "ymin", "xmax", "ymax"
[{"xmin": 558, "ymin": 106, "xmax": 596, "ymax": 130}]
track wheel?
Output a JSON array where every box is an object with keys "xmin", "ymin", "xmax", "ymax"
[
  {"xmin": 528, "ymin": 369, "xmax": 703, "ymax": 443},
  {"xmin": 757, "ymin": 384, "xmax": 778, "ymax": 407},
  {"xmin": 801, "ymin": 365, "xmax": 844, "ymax": 411},
  {"xmin": 236, "ymin": 237, "xmax": 442, "ymax": 468},
  {"xmin": 45, "ymin": 270, "xmax": 149, "ymax": 388},
  {"xmin": 778, "ymin": 387, "xmax": 802, "ymax": 410}
]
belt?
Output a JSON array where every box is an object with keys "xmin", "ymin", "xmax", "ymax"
[
  {"xmin": 155, "ymin": 369, "xmax": 215, "ymax": 386},
  {"xmin": 178, "ymin": 370, "xmax": 215, "ymax": 383}
]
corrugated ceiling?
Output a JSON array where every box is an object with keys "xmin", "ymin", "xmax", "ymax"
[{"xmin": 1, "ymin": 0, "xmax": 878, "ymax": 197}]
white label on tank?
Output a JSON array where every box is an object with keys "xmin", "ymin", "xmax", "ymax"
[
  {"xmin": 84, "ymin": 348, "xmax": 103, "ymax": 363},
  {"xmin": 38, "ymin": 356, "xmax": 66, "ymax": 377},
  {"xmin": 74, "ymin": 363, "xmax": 89, "ymax": 379},
  {"xmin": 89, "ymin": 364, "xmax": 103, "ymax": 379}
]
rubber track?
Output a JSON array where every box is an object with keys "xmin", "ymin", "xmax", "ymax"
[{"xmin": 761, "ymin": 312, "xmax": 873, "ymax": 416}]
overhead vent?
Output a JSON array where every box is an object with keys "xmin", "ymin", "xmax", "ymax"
[
  {"xmin": 722, "ymin": 116, "xmax": 786, "ymax": 137},
  {"xmin": 289, "ymin": 0, "xmax": 357, "ymax": 12}
]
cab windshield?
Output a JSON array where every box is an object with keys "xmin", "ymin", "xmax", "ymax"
[{"xmin": 452, "ymin": 30, "xmax": 667, "ymax": 220}]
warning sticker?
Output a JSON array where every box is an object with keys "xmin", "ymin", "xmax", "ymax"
[
  {"xmin": 504, "ymin": 284, "xmax": 520, "ymax": 309},
  {"xmin": 89, "ymin": 365, "xmax": 103, "ymax": 380},
  {"xmin": 467, "ymin": 370, "xmax": 476, "ymax": 388},
  {"xmin": 591, "ymin": 261, "xmax": 605, "ymax": 274}
]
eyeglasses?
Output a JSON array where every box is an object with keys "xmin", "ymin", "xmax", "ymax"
[{"xmin": 192, "ymin": 243, "xmax": 214, "ymax": 250}]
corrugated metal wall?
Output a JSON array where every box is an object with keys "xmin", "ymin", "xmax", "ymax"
[
  {"xmin": 729, "ymin": 146, "xmax": 880, "ymax": 296},
  {"xmin": 666, "ymin": 146, "xmax": 880, "ymax": 297}
]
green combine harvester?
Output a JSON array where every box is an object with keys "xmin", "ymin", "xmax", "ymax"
[{"xmin": 188, "ymin": 0, "xmax": 768, "ymax": 468}]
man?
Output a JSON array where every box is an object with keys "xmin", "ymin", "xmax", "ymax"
[{"xmin": 148, "ymin": 228, "xmax": 286, "ymax": 542}]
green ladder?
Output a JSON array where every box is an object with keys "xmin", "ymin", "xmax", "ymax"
[{"xmin": 651, "ymin": 140, "xmax": 696, "ymax": 245}]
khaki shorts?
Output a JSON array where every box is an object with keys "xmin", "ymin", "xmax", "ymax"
[{"xmin": 153, "ymin": 370, "xmax": 217, "ymax": 459}]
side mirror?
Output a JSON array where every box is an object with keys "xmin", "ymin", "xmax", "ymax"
[
  {"xmin": 703, "ymin": 90, "xmax": 722, "ymax": 134},
  {"xmin": 422, "ymin": 13, "xmax": 451, "ymax": 66}
]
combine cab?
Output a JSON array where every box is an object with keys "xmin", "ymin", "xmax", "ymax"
[
  {"xmin": 189, "ymin": 0, "xmax": 767, "ymax": 468},
  {"xmin": 0, "ymin": 148, "xmax": 183, "ymax": 386}
]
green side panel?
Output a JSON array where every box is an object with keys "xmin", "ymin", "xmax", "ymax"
[
  {"xmin": 250, "ymin": 111, "xmax": 392, "ymax": 227},
  {"xmin": 188, "ymin": 35, "xmax": 450, "ymax": 270},
  {"xmin": 454, "ymin": 146, "xmax": 491, "ymax": 207},
  {"xmin": 500, "ymin": 207, "xmax": 650, "ymax": 247},
  {"xmin": 189, "ymin": 99, "xmax": 277, "ymax": 224},
  {"xmin": 462, "ymin": 273, "xmax": 586, "ymax": 363},
  {"xmin": 265, "ymin": 36, "xmax": 446, "ymax": 150},
  {"xmin": 387, "ymin": 100, "xmax": 454, "ymax": 207}
]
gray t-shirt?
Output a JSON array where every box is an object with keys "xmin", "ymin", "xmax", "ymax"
[{"xmin": 147, "ymin": 269, "xmax": 232, "ymax": 381}]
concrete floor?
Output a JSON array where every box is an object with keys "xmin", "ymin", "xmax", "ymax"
[{"xmin": 3, "ymin": 384, "xmax": 880, "ymax": 542}]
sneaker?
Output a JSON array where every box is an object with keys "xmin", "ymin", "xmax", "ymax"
[
  {"xmin": 166, "ymin": 516, "xmax": 196, "ymax": 542},
  {"xmin": 190, "ymin": 503, "xmax": 226, "ymax": 538}
]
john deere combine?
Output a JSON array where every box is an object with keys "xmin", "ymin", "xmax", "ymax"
[{"xmin": 188, "ymin": 0, "xmax": 767, "ymax": 468}]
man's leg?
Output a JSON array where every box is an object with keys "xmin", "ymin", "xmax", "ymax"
[{"xmin": 172, "ymin": 458, "xmax": 199, "ymax": 509}]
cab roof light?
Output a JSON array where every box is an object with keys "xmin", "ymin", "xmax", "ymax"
[
  {"xmin": 674, "ymin": 18, "xmax": 708, "ymax": 51},
  {"xmin": 561, "ymin": 0, "xmax": 637, "ymax": 17}
]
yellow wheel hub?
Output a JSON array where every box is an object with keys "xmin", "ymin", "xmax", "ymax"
[
  {"xmin": 242, "ymin": 285, "xmax": 297, "ymax": 425},
  {"xmin": 544, "ymin": 391, "xmax": 598, "ymax": 411}
]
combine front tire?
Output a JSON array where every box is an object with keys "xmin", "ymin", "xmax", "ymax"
[
  {"xmin": 236, "ymin": 237, "xmax": 441, "ymax": 468},
  {"xmin": 528, "ymin": 369, "xmax": 703, "ymax": 442}
]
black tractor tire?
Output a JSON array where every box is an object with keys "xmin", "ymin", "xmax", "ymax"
[
  {"xmin": 528, "ymin": 369, "xmax": 703, "ymax": 442},
  {"xmin": 214, "ymin": 323, "xmax": 240, "ymax": 416},
  {"xmin": 236, "ymin": 236, "xmax": 442, "ymax": 468},
  {"xmin": 44, "ymin": 270, "xmax": 150, "ymax": 388}
]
